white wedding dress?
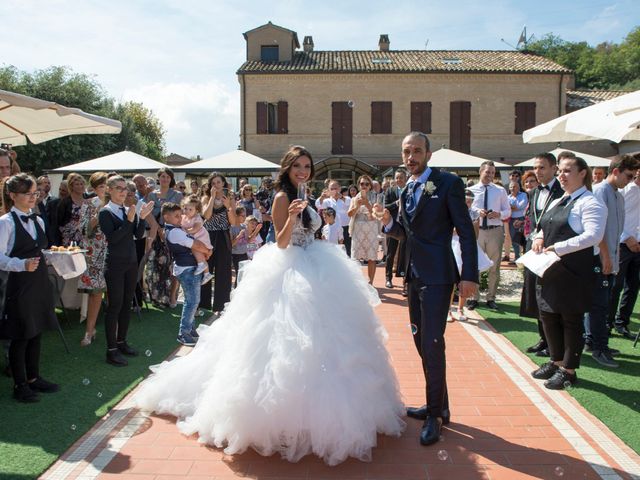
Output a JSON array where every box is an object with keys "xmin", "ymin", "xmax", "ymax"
[{"xmin": 135, "ymin": 206, "xmax": 406, "ymax": 465}]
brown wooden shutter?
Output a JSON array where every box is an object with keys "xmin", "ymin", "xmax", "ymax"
[
  {"xmin": 450, "ymin": 101, "xmax": 471, "ymax": 153},
  {"xmin": 332, "ymin": 102, "xmax": 353, "ymax": 155},
  {"xmin": 515, "ymin": 102, "xmax": 536, "ymax": 134},
  {"xmin": 411, "ymin": 102, "xmax": 432, "ymax": 133},
  {"xmin": 256, "ymin": 102, "xmax": 268, "ymax": 134},
  {"xmin": 277, "ymin": 101, "xmax": 288, "ymax": 134},
  {"xmin": 371, "ymin": 101, "xmax": 391, "ymax": 134}
]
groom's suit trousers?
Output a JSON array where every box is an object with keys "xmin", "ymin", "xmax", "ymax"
[{"xmin": 406, "ymin": 275, "xmax": 453, "ymax": 418}]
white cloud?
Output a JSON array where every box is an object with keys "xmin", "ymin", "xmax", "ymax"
[{"xmin": 122, "ymin": 81, "xmax": 240, "ymax": 158}]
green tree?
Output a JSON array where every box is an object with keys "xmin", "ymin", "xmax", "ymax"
[
  {"xmin": 0, "ymin": 66, "xmax": 166, "ymax": 174},
  {"xmin": 526, "ymin": 27, "xmax": 640, "ymax": 90}
]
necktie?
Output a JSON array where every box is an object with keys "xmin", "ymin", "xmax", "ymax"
[
  {"xmin": 558, "ymin": 195, "xmax": 572, "ymax": 208},
  {"xmin": 405, "ymin": 181, "xmax": 421, "ymax": 218},
  {"xmin": 20, "ymin": 213, "xmax": 38, "ymax": 223},
  {"xmin": 120, "ymin": 207, "xmax": 127, "ymax": 219},
  {"xmin": 482, "ymin": 185, "xmax": 489, "ymax": 229}
]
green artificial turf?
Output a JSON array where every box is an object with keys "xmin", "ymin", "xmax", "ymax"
[
  {"xmin": 477, "ymin": 302, "xmax": 640, "ymax": 455},
  {"xmin": 0, "ymin": 305, "xmax": 204, "ymax": 479}
]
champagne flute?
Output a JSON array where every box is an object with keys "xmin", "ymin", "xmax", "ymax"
[{"xmin": 297, "ymin": 182, "xmax": 307, "ymax": 201}]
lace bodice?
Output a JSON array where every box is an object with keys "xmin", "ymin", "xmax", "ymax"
[{"xmin": 290, "ymin": 207, "xmax": 322, "ymax": 248}]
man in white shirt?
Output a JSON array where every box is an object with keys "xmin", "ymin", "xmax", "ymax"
[
  {"xmin": 610, "ymin": 159, "xmax": 640, "ymax": 339},
  {"xmin": 468, "ymin": 161, "xmax": 510, "ymax": 310},
  {"xmin": 586, "ymin": 154, "xmax": 638, "ymax": 367}
]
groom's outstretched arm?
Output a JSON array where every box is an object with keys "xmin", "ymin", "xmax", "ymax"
[
  {"xmin": 382, "ymin": 207, "xmax": 406, "ymax": 241},
  {"xmin": 448, "ymin": 177, "xmax": 479, "ymax": 285}
]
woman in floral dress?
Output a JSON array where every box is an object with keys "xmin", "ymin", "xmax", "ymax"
[
  {"xmin": 145, "ymin": 168, "xmax": 183, "ymax": 308},
  {"xmin": 78, "ymin": 172, "xmax": 109, "ymax": 346},
  {"xmin": 57, "ymin": 172, "xmax": 86, "ymax": 247}
]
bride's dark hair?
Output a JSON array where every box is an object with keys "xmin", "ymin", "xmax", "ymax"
[{"xmin": 275, "ymin": 145, "xmax": 315, "ymax": 229}]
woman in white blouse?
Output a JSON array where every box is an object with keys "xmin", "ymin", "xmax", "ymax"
[{"xmin": 531, "ymin": 157, "xmax": 606, "ymax": 390}]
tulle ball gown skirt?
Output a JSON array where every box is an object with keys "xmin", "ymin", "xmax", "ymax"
[{"xmin": 135, "ymin": 240, "xmax": 406, "ymax": 466}]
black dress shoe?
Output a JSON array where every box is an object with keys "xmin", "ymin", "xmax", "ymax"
[
  {"xmin": 117, "ymin": 341, "xmax": 138, "ymax": 357},
  {"xmin": 407, "ymin": 405, "xmax": 450, "ymax": 425},
  {"xmin": 385, "ymin": 280, "xmax": 393, "ymax": 288},
  {"xmin": 13, "ymin": 383, "xmax": 39, "ymax": 403},
  {"xmin": 526, "ymin": 339, "xmax": 547, "ymax": 353},
  {"xmin": 106, "ymin": 349, "xmax": 128, "ymax": 367},
  {"xmin": 28, "ymin": 377, "xmax": 60, "ymax": 393},
  {"xmin": 466, "ymin": 299, "xmax": 479, "ymax": 310},
  {"xmin": 535, "ymin": 348, "xmax": 550, "ymax": 357},
  {"xmin": 420, "ymin": 416, "xmax": 443, "ymax": 446},
  {"xmin": 616, "ymin": 326, "xmax": 634, "ymax": 339},
  {"xmin": 531, "ymin": 361, "xmax": 559, "ymax": 379},
  {"xmin": 486, "ymin": 300, "xmax": 499, "ymax": 310},
  {"xmin": 544, "ymin": 369, "xmax": 577, "ymax": 390},
  {"xmin": 401, "ymin": 286, "xmax": 408, "ymax": 297}
]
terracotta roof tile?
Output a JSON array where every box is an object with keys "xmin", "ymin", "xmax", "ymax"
[
  {"xmin": 566, "ymin": 89, "xmax": 629, "ymax": 109},
  {"xmin": 238, "ymin": 50, "xmax": 571, "ymax": 74}
]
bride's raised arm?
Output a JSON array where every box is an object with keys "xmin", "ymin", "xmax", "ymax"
[{"xmin": 272, "ymin": 192, "xmax": 306, "ymax": 249}]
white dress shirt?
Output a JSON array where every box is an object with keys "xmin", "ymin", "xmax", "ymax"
[
  {"xmin": 620, "ymin": 182, "xmax": 640, "ymax": 243},
  {"xmin": 545, "ymin": 186, "xmax": 607, "ymax": 257},
  {"xmin": 536, "ymin": 177, "xmax": 558, "ymax": 211},
  {"xmin": 469, "ymin": 182, "xmax": 511, "ymax": 227},
  {"xmin": 0, "ymin": 207, "xmax": 46, "ymax": 272},
  {"xmin": 315, "ymin": 196, "xmax": 349, "ymax": 228},
  {"xmin": 105, "ymin": 200, "xmax": 129, "ymax": 220}
]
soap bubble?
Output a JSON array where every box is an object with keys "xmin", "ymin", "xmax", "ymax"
[
  {"xmin": 554, "ymin": 466, "xmax": 564, "ymax": 477},
  {"xmin": 410, "ymin": 324, "xmax": 418, "ymax": 335},
  {"xmin": 82, "ymin": 378, "xmax": 90, "ymax": 386},
  {"xmin": 97, "ymin": 392, "xmax": 103, "ymax": 399},
  {"xmin": 437, "ymin": 449, "xmax": 449, "ymax": 461},
  {"xmin": 70, "ymin": 424, "xmax": 77, "ymax": 431},
  {"xmin": 563, "ymin": 381, "xmax": 572, "ymax": 389},
  {"xmin": 145, "ymin": 350, "xmax": 152, "ymax": 357},
  {"xmin": 347, "ymin": 100, "xmax": 355, "ymax": 108},
  {"xmin": 603, "ymin": 280, "xmax": 609, "ymax": 287}
]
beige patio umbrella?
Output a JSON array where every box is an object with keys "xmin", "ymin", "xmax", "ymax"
[{"xmin": 0, "ymin": 89, "xmax": 122, "ymax": 146}]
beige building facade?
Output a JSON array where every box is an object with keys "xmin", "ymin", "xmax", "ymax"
[{"xmin": 238, "ymin": 22, "xmax": 617, "ymax": 183}]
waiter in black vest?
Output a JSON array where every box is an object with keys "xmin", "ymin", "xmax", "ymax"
[{"xmin": 521, "ymin": 152, "xmax": 565, "ymax": 356}]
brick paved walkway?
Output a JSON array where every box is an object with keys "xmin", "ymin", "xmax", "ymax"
[{"xmin": 43, "ymin": 267, "xmax": 640, "ymax": 480}]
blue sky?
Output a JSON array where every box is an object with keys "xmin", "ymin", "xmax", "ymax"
[{"xmin": 1, "ymin": 0, "xmax": 637, "ymax": 158}]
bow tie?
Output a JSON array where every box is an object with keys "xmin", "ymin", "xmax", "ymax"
[
  {"xmin": 20, "ymin": 213, "xmax": 38, "ymax": 223},
  {"xmin": 538, "ymin": 185, "xmax": 550, "ymax": 191}
]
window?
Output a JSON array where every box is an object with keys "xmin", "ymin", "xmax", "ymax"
[
  {"xmin": 256, "ymin": 101, "xmax": 288, "ymax": 135},
  {"xmin": 410, "ymin": 102, "xmax": 432, "ymax": 133},
  {"xmin": 260, "ymin": 45, "xmax": 279, "ymax": 62},
  {"xmin": 371, "ymin": 101, "xmax": 392, "ymax": 134},
  {"xmin": 515, "ymin": 102, "xmax": 536, "ymax": 134}
]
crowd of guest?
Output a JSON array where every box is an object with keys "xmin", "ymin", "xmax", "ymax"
[{"xmin": 0, "ymin": 142, "xmax": 638, "ymax": 403}]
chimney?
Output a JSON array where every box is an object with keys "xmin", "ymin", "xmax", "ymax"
[
  {"xmin": 379, "ymin": 34, "xmax": 390, "ymax": 52},
  {"xmin": 303, "ymin": 36, "xmax": 314, "ymax": 53}
]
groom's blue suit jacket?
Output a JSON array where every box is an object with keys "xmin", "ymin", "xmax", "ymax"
[{"xmin": 386, "ymin": 167, "xmax": 478, "ymax": 285}]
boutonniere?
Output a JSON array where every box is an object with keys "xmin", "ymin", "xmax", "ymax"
[{"xmin": 425, "ymin": 181, "xmax": 437, "ymax": 196}]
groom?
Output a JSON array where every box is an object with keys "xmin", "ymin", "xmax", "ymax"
[{"xmin": 383, "ymin": 132, "xmax": 478, "ymax": 446}]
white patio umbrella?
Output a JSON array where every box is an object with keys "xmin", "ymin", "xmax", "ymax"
[
  {"xmin": 428, "ymin": 148, "xmax": 509, "ymax": 168},
  {"xmin": 181, "ymin": 150, "xmax": 279, "ymax": 174},
  {"xmin": 53, "ymin": 151, "xmax": 167, "ymax": 173},
  {"xmin": 0, "ymin": 89, "xmax": 121, "ymax": 146},
  {"xmin": 516, "ymin": 148, "xmax": 611, "ymax": 168},
  {"xmin": 523, "ymin": 90, "xmax": 640, "ymax": 144}
]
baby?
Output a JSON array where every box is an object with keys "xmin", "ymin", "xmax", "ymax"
[{"xmin": 181, "ymin": 195, "xmax": 213, "ymax": 284}]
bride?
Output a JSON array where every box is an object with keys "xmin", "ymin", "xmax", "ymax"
[{"xmin": 135, "ymin": 145, "xmax": 406, "ymax": 466}]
